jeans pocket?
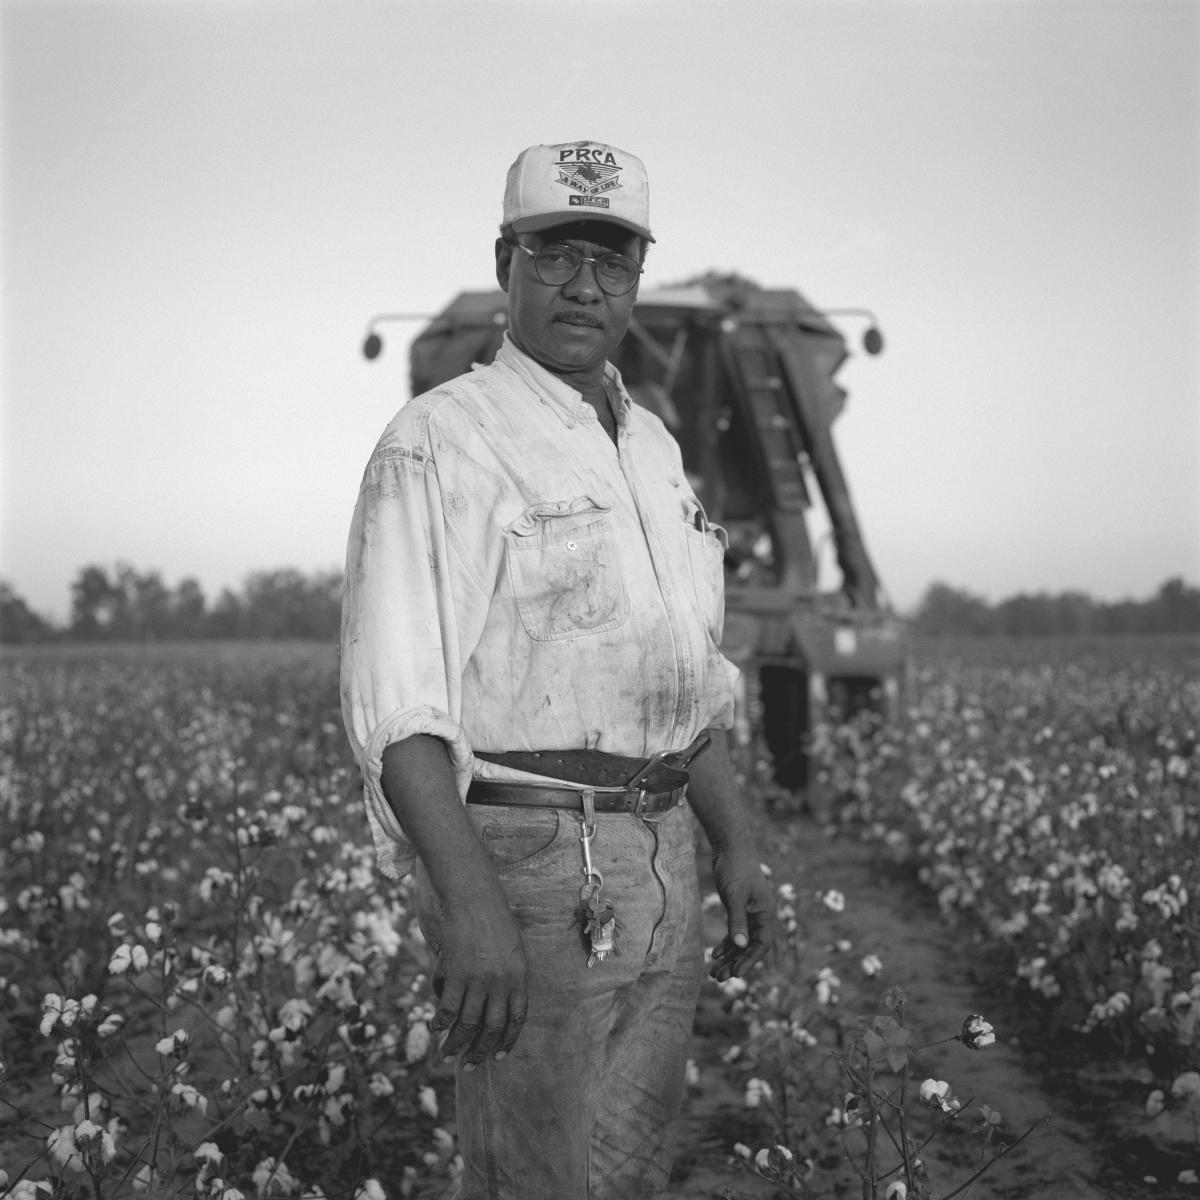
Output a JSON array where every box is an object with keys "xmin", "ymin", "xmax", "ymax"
[
  {"xmin": 504, "ymin": 497, "xmax": 630, "ymax": 641},
  {"xmin": 469, "ymin": 807, "xmax": 566, "ymax": 874}
]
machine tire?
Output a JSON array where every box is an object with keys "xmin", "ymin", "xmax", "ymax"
[{"xmin": 759, "ymin": 665, "xmax": 811, "ymax": 789}]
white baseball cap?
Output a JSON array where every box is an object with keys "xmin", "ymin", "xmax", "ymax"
[{"xmin": 502, "ymin": 140, "xmax": 655, "ymax": 242}]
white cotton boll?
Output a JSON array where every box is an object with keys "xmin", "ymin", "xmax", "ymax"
[{"xmin": 405, "ymin": 1021, "xmax": 431, "ymax": 1062}]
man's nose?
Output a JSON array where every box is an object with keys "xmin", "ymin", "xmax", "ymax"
[{"xmin": 562, "ymin": 260, "xmax": 603, "ymax": 301}]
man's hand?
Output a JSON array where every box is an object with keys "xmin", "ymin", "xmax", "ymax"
[
  {"xmin": 680, "ymin": 729, "xmax": 777, "ymax": 981},
  {"xmin": 432, "ymin": 898, "xmax": 529, "ymax": 1068},
  {"xmin": 708, "ymin": 847, "xmax": 775, "ymax": 982}
]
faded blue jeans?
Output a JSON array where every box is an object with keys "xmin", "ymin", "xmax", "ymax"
[{"xmin": 414, "ymin": 799, "xmax": 705, "ymax": 1200}]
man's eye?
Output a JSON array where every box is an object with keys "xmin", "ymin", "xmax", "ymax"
[
  {"xmin": 596, "ymin": 256, "xmax": 628, "ymax": 277},
  {"xmin": 539, "ymin": 249, "xmax": 576, "ymax": 269}
]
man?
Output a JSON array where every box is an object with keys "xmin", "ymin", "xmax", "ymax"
[{"xmin": 341, "ymin": 140, "xmax": 774, "ymax": 1200}]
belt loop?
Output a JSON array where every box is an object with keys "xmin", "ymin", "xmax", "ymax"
[
  {"xmin": 581, "ymin": 788, "xmax": 597, "ymax": 830},
  {"xmin": 633, "ymin": 786, "xmax": 648, "ymax": 819}
]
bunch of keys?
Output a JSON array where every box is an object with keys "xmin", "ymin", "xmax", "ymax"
[{"xmin": 578, "ymin": 797, "xmax": 618, "ymax": 967}]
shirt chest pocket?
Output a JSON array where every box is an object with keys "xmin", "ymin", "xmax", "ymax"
[{"xmin": 504, "ymin": 497, "xmax": 631, "ymax": 642}]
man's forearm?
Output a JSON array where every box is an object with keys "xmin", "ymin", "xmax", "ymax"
[
  {"xmin": 380, "ymin": 734, "xmax": 505, "ymax": 908},
  {"xmin": 684, "ymin": 728, "xmax": 758, "ymax": 856}
]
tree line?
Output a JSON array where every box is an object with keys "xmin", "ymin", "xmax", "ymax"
[
  {"xmin": 910, "ymin": 577, "xmax": 1200, "ymax": 637},
  {"xmin": 0, "ymin": 564, "xmax": 342, "ymax": 644},
  {"xmin": 2, "ymin": 564, "xmax": 1198, "ymax": 644}
]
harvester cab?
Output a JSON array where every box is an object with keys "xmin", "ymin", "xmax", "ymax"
[{"xmin": 398, "ymin": 275, "xmax": 907, "ymax": 795}]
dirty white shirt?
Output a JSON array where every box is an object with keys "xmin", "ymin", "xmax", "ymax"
[{"xmin": 340, "ymin": 334, "xmax": 738, "ymax": 878}]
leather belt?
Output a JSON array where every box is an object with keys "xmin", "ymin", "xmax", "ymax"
[
  {"xmin": 466, "ymin": 780, "xmax": 687, "ymax": 817},
  {"xmin": 468, "ymin": 730, "xmax": 711, "ymax": 818}
]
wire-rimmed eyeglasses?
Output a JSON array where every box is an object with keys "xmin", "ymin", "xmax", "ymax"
[{"xmin": 513, "ymin": 242, "xmax": 643, "ymax": 297}]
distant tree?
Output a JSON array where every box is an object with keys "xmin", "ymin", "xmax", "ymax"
[
  {"xmin": 1095, "ymin": 598, "xmax": 1139, "ymax": 634},
  {"xmin": 1147, "ymin": 576, "xmax": 1200, "ymax": 633},
  {"xmin": 242, "ymin": 569, "xmax": 311, "ymax": 638},
  {"xmin": 70, "ymin": 564, "xmax": 120, "ymax": 638},
  {"xmin": 208, "ymin": 588, "xmax": 245, "ymax": 638},
  {"xmin": 1053, "ymin": 590, "xmax": 1096, "ymax": 636},
  {"xmin": 911, "ymin": 582, "xmax": 994, "ymax": 636},
  {"xmin": 69, "ymin": 562, "xmax": 177, "ymax": 640},
  {"xmin": 0, "ymin": 580, "xmax": 56, "ymax": 643},
  {"xmin": 306, "ymin": 569, "xmax": 343, "ymax": 639},
  {"xmin": 170, "ymin": 577, "xmax": 208, "ymax": 638},
  {"xmin": 117, "ymin": 564, "xmax": 172, "ymax": 639},
  {"xmin": 239, "ymin": 568, "xmax": 341, "ymax": 639},
  {"xmin": 995, "ymin": 592, "xmax": 1042, "ymax": 636},
  {"xmin": 994, "ymin": 591, "xmax": 1097, "ymax": 636}
]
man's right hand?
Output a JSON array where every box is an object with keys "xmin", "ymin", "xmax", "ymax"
[{"xmin": 431, "ymin": 897, "xmax": 529, "ymax": 1067}]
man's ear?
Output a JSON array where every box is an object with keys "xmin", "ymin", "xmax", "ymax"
[{"xmin": 495, "ymin": 238, "xmax": 513, "ymax": 292}]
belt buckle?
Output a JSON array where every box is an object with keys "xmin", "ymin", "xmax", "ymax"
[{"xmin": 624, "ymin": 734, "xmax": 710, "ymax": 818}]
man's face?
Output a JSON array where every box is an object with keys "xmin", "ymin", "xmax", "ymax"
[{"xmin": 496, "ymin": 221, "xmax": 641, "ymax": 381}]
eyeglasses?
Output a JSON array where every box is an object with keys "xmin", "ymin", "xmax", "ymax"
[{"xmin": 513, "ymin": 242, "xmax": 643, "ymax": 296}]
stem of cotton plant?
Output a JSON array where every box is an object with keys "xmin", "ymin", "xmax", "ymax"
[
  {"xmin": 260, "ymin": 1123, "xmax": 309, "ymax": 1198},
  {"xmin": 941, "ymin": 1118, "xmax": 1045, "ymax": 1200},
  {"xmin": 862, "ymin": 1055, "xmax": 878, "ymax": 1200},
  {"xmin": 896, "ymin": 1068, "xmax": 914, "ymax": 1186},
  {"xmin": 910, "ymin": 1035, "xmax": 958, "ymax": 1051},
  {"xmin": 778, "ymin": 1045, "xmax": 792, "ymax": 1146},
  {"xmin": 82, "ymin": 1150, "xmax": 106, "ymax": 1200}
]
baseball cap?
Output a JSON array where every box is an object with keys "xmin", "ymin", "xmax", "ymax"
[{"xmin": 502, "ymin": 140, "xmax": 655, "ymax": 243}]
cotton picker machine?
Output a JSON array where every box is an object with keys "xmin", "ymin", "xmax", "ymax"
[{"xmin": 362, "ymin": 274, "xmax": 907, "ymax": 801}]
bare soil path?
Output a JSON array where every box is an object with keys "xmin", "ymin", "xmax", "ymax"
[{"xmin": 663, "ymin": 815, "xmax": 1143, "ymax": 1200}]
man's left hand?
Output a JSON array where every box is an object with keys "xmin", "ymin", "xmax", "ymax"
[{"xmin": 708, "ymin": 848, "xmax": 775, "ymax": 982}]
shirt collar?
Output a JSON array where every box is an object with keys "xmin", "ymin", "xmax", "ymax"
[{"xmin": 494, "ymin": 333, "xmax": 632, "ymax": 429}]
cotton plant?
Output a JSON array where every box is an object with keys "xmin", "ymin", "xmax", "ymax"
[
  {"xmin": 809, "ymin": 652, "xmax": 1200, "ymax": 1077},
  {"xmin": 0, "ymin": 652, "xmax": 460, "ymax": 1199},
  {"xmin": 709, "ymin": 871, "xmax": 1039, "ymax": 1200}
]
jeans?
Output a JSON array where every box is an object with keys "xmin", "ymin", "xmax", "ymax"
[{"xmin": 414, "ymin": 800, "xmax": 705, "ymax": 1200}]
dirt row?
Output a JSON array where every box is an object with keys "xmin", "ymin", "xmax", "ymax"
[{"xmin": 663, "ymin": 815, "xmax": 1194, "ymax": 1200}]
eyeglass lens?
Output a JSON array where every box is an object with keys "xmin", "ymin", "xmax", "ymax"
[{"xmin": 530, "ymin": 245, "xmax": 641, "ymax": 295}]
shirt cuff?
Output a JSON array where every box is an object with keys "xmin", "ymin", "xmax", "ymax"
[{"xmin": 361, "ymin": 705, "xmax": 475, "ymax": 879}]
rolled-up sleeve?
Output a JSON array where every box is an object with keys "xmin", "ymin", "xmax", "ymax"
[{"xmin": 339, "ymin": 438, "xmax": 482, "ymax": 879}]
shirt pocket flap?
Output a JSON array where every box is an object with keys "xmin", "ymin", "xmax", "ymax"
[{"xmin": 505, "ymin": 496, "xmax": 611, "ymax": 538}]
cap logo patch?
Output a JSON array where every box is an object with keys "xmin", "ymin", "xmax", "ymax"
[{"xmin": 556, "ymin": 146, "xmax": 623, "ymax": 205}]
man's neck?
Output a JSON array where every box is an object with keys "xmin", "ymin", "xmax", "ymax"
[
  {"xmin": 580, "ymin": 378, "xmax": 618, "ymax": 444},
  {"xmin": 530, "ymin": 352, "xmax": 617, "ymax": 438},
  {"xmin": 505, "ymin": 337, "xmax": 619, "ymax": 443}
]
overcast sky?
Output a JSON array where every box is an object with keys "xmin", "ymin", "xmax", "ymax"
[{"xmin": 3, "ymin": 0, "xmax": 1198, "ymax": 622}]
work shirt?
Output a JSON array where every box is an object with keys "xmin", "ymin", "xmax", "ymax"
[{"xmin": 341, "ymin": 335, "xmax": 739, "ymax": 878}]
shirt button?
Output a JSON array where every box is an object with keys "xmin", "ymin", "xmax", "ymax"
[{"xmin": 566, "ymin": 540, "xmax": 578, "ymax": 551}]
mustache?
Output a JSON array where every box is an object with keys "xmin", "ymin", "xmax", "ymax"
[{"xmin": 553, "ymin": 310, "xmax": 604, "ymax": 328}]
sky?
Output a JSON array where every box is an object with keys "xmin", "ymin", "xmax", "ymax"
[{"xmin": 3, "ymin": 0, "xmax": 1198, "ymax": 623}]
